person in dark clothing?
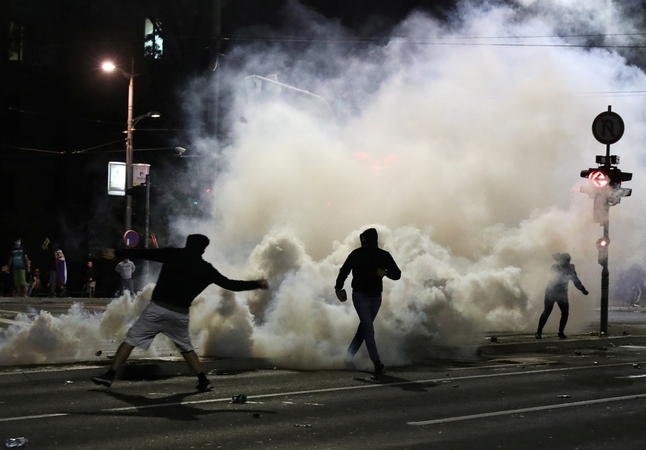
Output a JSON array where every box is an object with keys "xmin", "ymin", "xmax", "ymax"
[
  {"xmin": 85, "ymin": 261, "xmax": 98, "ymax": 298},
  {"xmin": 335, "ymin": 228, "xmax": 401, "ymax": 374},
  {"xmin": 91, "ymin": 234, "xmax": 268, "ymax": 391},
  {"xmin": 535, "ymin": 252, "xmax": 588, "ymax": 340}
]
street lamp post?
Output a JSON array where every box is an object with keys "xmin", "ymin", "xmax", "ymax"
[
  {"xmin": 125, "ymin": 58, "xmax": 134, "ymax": 232},
  {"xmin": 102, "ymin": 58, "xmax": 159, "ymax": 232}
]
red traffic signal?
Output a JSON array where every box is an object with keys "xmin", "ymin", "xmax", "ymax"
[
  {"xmin": 596, "ymin": 237, "xmax": 609, "ymax": 265},
  {"xmin": 581, "ymin": 167, "xmax": 632, "ymax": 191},
  {"xmin": 581, "ymin": 168, "xmax": 609, "ymax": 188}
]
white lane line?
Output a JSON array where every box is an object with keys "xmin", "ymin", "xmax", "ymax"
[
  {"xmin": 0, "ymin": 413, "xmax": 68, "ymax": 422},
  {"xmin": 0, "ymin": 317, "xmax": 24, "ymax": 325},
  {"xmin": 407, "ymin": 393, "xmax": 646, "ymax": 426},
  {"xmin": 2, "ymin": 361, "xmax": 645, "ymax": 421},
  {"xmin": 617, "ymin": 374, "xmax": 646, "ymax": 379}
]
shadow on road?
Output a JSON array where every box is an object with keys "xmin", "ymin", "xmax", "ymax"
[{"xmin": 78, "ymin": 390, "xmax": 277, "ymax": 421}]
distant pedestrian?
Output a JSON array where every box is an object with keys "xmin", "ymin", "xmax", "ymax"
[
  {"xmin": 335, "ymin": 228, "xmax": 401, "ymax": 374},
  {"xmin": 91, "ymin": 234, "xmax": 268, "ymax": 391},
  {"xmin": 535, "ymin": 252, "xmax": 588, "ymax": 340},
  {"xmin": 85, "ymin": 261, "xmax": 98, "ymax": 298},
  {"xmin": 29, "ymin": 268, "xmax": 41, "ymax": 296},
  {"xmin": 115, "ymin": 258, "xmax": 136, "ymax": 296},
  {"xmin": 7, "ymin": 238, "xmax": 29, "ymax": 297},
  {"xmin": 48, "ymin": 243, "xmax": 67, "ymax": 296}
]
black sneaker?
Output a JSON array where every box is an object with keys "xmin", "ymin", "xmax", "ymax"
[
  {"xmin": 91, "ymin": 374, "xmax": 113, "ymax": 388},
  {"xmin": 374, "ymin": 362, "xmax": 385, "ymax": 374},
  {"xmin": 535, "ymin": 332, "xmax": 542, "ymax": 340},
  {"xmin": 196, "ymin": 380, "xmax": 213, "ymax": 392},
  {"xmin": 558, "ymin": 332, "xmax": 567, "ymax": 339}
]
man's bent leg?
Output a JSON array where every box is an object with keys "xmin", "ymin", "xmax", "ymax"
[
  {"xmin": 91, "ymin": 342, "xmax": 134, "ymax": 387},
  {"xmin": 537, "ymin": 297, "xmax": 555, "ymax": 336},
  {"xmin": 182, "ymin": 350, "xmax": 213, "ymax": 391},
  {"xmin": 110, "ymin": 342, "xmax": 135, "ymax": 371},
  {"xmin": 353, "ymin": 293, "xmax": 382, "ymax": 366},
  {"xmin": 182, "ymin": 350, "xmax": 204, "ymax": 374},
  {"xmin": 557, "ymin": 300, "xmax": 569, "ymax": 338}
]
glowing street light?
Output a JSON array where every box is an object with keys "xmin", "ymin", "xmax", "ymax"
[{"xmin": 102, "ymin": 57, "xmax": 159, "ymax": 233}]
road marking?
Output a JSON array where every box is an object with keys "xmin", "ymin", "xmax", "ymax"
[
  {"xmin": 617, "ymin": 374, "xmax": 646, "ymax": 379},
  {"xmin": 0, "ymin": 413, "xmax": 68, "ymax": 422},
  {"xmin": 1, "ymin": 361, "xmax": 645, "ymax": 421},
  {"xmin": 0, "ymin": 317, "xmax": 23, "ymax": 325},
  {"xmin": 407, "ymin": 393, "xmax": 646, "ymax": 426},
  {"xmin": 97, "ymin": 361, "xmax": 646, "ymax": 413}
]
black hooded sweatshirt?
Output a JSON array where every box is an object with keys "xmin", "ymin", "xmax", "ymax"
[
  {"xmin": 116, "ymin": 234, "xmax": 262, "ymax": 313},
  {"xmin": 334, "ymin": 228, "xmax": 401, "ymax": 296}
]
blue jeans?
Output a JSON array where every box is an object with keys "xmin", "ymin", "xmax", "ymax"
[{"xmin": 347, "ymin": 292, "xmax": 382, "ymax": 365}]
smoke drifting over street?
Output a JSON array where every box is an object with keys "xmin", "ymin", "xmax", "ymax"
[{"xmin": 4, "ymin": 0, "xmax": 646, "ymax": 368}]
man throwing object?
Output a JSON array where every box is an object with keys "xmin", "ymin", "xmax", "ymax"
[{"xmin": 91, "ymin": 234, "xmax": 268, "ymax": 391}]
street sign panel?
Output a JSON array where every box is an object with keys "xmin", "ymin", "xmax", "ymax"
[
  {"xmin": 123, "ymin": 230, "xmax": 139, "ymax": 248},
  {"xmin": 592, "ymin": 111, "xmax": 624, "ymax": 145}
]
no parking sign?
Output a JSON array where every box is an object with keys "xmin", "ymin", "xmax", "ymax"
[{"xmin": 123, "ymin": 230, "xmax": 139, "ymax": 248}]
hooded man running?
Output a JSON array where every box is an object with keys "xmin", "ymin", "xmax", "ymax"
[
  {"xmin": 335, "ymin": 228, "xmax": 401, "ymax": 374},
  {"xmin": 92, "ymin": 234, "xmax": 268, "ymax": 391}
]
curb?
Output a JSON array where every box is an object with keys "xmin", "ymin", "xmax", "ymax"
[{"xmin": 477, "ymin": 334, "xmax": 646, "ymax": 356}]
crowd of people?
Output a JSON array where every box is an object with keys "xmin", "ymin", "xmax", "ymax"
[{"xmin": 0, "ymin": 237, "xmax": 137, "ymax": 299}]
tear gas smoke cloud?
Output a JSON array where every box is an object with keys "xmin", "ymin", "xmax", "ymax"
[{"xmin": 4, "ymin": 0, "xmax": 646, "ymax": 367}]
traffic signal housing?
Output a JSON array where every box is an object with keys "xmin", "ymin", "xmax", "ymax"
[
  {"xmin": 596, "ymin": 237, "xmax": 609, "ymax": 265},
  {"xmin": 607, "ymin": 167, "xmax": 632, "ymax": 201},
  {"xmin": 581, "ymin": 166, "xmax": 632, "ymax": 206}
]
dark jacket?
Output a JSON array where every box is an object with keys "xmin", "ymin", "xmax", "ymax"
[
  {"xmin": 334, "ymin": 228, "xmax": 401, "ymax": 296},
  {"xmin": 116, "ymin": 234, "xmax": 261, "ymax": 313},
  {"xmin": 545, "ymin": 262, "xmax": 586, "ymax": 300}
]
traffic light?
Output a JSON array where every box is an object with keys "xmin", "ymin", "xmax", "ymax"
[
  {"xmin": 596, "ymin": 237, "xmax": 609, "ymax": 265},
  {"xmin": 580, "ymin": 168, "xmax": 609, "ymax": 188},
  {"xmin": 581, "ymin": 166, "xmax": 632, "ymax": 206}
]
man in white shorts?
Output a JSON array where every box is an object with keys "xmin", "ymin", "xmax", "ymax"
[{"xmin": 91, "ymin": 234, "xmax": 268, "ymax": 391}]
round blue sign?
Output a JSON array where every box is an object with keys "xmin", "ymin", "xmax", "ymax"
[{"xmin": 123, "ymin": 230, "xmax": 139, "ymax": 248}]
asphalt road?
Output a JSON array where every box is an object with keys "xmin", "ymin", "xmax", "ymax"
[{"xmin": 2, "ymin": 346, "xmax": 646, "ymax": 449}]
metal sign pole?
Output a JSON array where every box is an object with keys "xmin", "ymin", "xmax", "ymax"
[
  {"xmin": 600, "ymin": 221, "xmax": 609, "ymax": 334},
  {"xmin": 144, "ymin": 174, "xmax": 151, "ymax": 249}
]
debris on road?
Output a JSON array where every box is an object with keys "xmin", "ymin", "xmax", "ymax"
[
  {"xmin": 5, "ymin": 437, "xmax": 28, "ymax": 448},
  {"xmin": 232, "ymin": 394, "xmax": 247, "ymax": 404}
]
